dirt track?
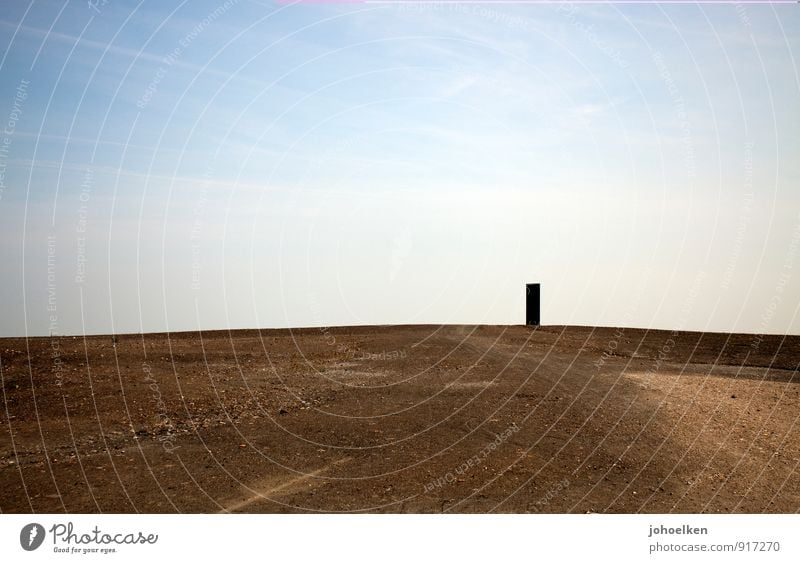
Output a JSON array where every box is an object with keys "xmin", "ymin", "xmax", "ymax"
[{"xmin": 1, "ymin": 325, "xmax": 798, "ymax": 513}]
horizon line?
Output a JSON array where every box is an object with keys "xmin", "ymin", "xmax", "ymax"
[{"xmin": 4, "ymin": 323, "xmax": 798, "ymax": 340}]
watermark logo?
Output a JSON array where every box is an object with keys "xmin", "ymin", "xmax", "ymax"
[{"xmin": 20, "ymin": 523, "xmax": 45, "ymax": 551}]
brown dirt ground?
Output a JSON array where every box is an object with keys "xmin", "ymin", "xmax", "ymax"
[{"xmin": 1, "ymin": 325, "xmax": 798, "ymax": 513}]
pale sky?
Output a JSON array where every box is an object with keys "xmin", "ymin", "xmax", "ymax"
[{"xmin": 0, "ymin": 0, "xmax": 798, "ymax": 337}]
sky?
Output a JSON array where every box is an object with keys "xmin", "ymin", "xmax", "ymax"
[{"xmin": 0, "ymin": 0, "xmax": 798, "ymax": 337}]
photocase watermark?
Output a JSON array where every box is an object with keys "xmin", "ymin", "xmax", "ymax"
[
  {"xmin": 397, "ymin": 2, "xmax": 535, "ymax": 33},
  {"xmin": 556, "ymin": 3, "xmax": 630, "ymax": 69},
  {"xmin": 0, "ymin": 78, "xmax": 29, "ymax": 202},
  {"xmin": 74, "ymin": 167, "xmax": 93, "ymax": 285},
  {"xmin": 45, "ymin": 235, "xmax": 67, "ymax": 388},
  {"xmin": 652, "ymin": 51, "xmax": 695, "ymax": 183},
  {"xmin": 394, "ymin": 1, "xmax": 629, "ymax": 69},
  {"xmin": 358, "ymin": 349, "xmax": 407, "ymax": 361},
  {"xmin": 394, "ymin": 1, "xmax": 536, "ymax": 34},
  {"xmin": 460, "ymin": 3, "xmax": 534, "ymax": 32},
  {"xmin": 87, "ymin": 0, "xmax": 111, "ymax": 14},
  {"xmin": 530, "ymin": 478, "xmax": 571, "ymax": 512},
  {"xmin": 593, "ymin": 267, "xmax": 652, "ymax": 371},
  {"xmin": 4, "ymin": 79, "xmax": 28, "ymax": 133},
  {"xmin": 735, "ymin": 2, "xmax": 752, "ymax": 28},
  {"xmin": 423, "ymin": 422, "xmax": 520, "ymax": 493},
  {"xmin": 749, "ymin": 210, "xmax": 800, "ymax": 353},
  {"xmin": 721, "ymin": 141, "xmax": 754, "ymax": 291},
  {"xmin": 20, "ymin": 523, "xmax": 46, "ymax": 551},
  {"xmin": 190, "ymin": 165, "xmax": 215, "ymax": 291},
  {"xmin": 633, "ymin": 270, "xmax": 707, "ymax": 379},
  {"xmin": 306, "ymin": 292, "xmax": 359, "ymax": 357},
  {"xmin": 142, "ymin": 362, "xmax": 180, "ymax": 453},
  {"xmin": 306, "ymin": 293, "xmax": 411, "ymax": 362},
  {"xmin": 23, "ymin": 521, "xmax": 159, "ymax": 554},
  {"xmin": 47, "ymin": 235, "xmax": 58, "ymax": 333},
  {"xmin": 593, "ymin": 326, "xmax": 628, "ymax": 370},
  {"xmin": 136, "ymin": 0, "xmax": 240, "ymax": 110}
]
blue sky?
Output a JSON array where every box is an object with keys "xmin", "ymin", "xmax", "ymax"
[{"xmin": 0, "ymin": 0, "xmax": 798, "ymax": 336}]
